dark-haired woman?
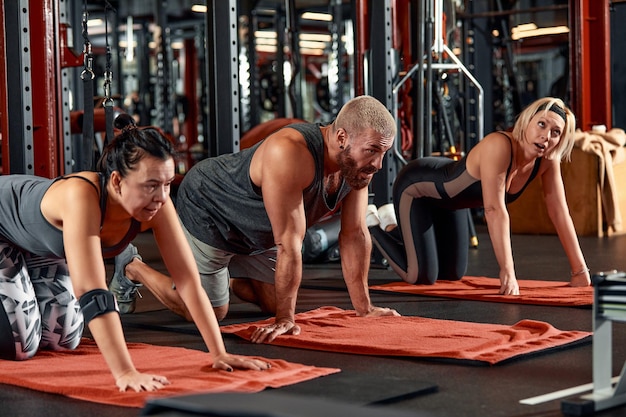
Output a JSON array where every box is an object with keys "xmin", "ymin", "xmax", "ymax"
[
  {"xmin": 0, "ymin": 115, "xmax": 270, "ymax": 392},
  {"xmin": 370, "ymin": 97, "xmax": 591, "ymax": 295}
]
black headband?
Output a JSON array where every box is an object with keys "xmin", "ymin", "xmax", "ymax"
[{"xmin": 536, "ymin": 103, "xmax": 567, "ymax": 122}]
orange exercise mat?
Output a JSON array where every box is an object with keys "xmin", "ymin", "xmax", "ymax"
[
  {"xmin": 369, "ymin": 276, "xmax": 593, "ymax": 307},
  {"xmin": 0, "ymin": 339, "xmax": 339, "ymax": 408},
  {"xmin": 221, "ymin": 306, "xmax": 591, "ymax": 365}
]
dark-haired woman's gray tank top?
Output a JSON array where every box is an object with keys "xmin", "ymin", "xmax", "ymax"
[
  {"xmin": 0, "ymin": 174, "xmax": 140, "ymax": 259},
  {"xmin": 177, "ymin": 123, "xmax": 352, "ymax": 255}
]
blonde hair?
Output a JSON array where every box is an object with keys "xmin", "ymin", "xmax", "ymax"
[
  {"xmin": 511, "ymin": 97, "xmax": 576, "ymax": 162},
  {"xmin": 333, "ymin": 95, "xmax": 397, "ymax": 140}
]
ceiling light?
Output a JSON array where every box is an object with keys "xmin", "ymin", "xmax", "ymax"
[
  {"xmin": 254, "ymin": 31, "xmax": 277, "ymax": 39},
  {"xmin": 256, "ymin": 37, "xmax": 278, "ymax": 46},
  {"xmin": 299, "ymin": 48, "xmax": 325, "ymax": 56},
  {"xmin": 512, "ymin": 25, "xmax": 569, "ymax": 40},
  {"xmin": 256, "ymin": 44, "xmax": 277, "ymax": 53},
  {"xmin": 191, "ymin": 4, "xmax": 207, "ymax": 13},
  {"xmin": 299, "ymin": 40, "xmax": 327, "ymax": 49},
  {"xmin": 87, "ymin": 18, "xmax": 104, "ymax": 27},
  {"xmin": 300, "ymin": 33, "xmax": 331, "ymax": 42},
  {"xmin": 511, "ymin": 23, "xmax": 538, "ymax": 34},
  {"xmin": 301, "ymin": 12, "xmax": 332, "ymax": 22}
]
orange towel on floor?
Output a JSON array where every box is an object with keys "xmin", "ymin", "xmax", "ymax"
[
  {"xmin": 370, "ymin": 276, "xmax": 593, "ymax": 306},
  {"xmin": 0, "ymin": 339, "xmax": 339, "ymax": 408},
  {"xmin": 221, "ymin": 306, "xmax": 590, "ymax": 365}
]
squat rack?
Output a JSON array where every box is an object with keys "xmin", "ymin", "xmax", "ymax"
[{"xmin": 391, "ymin": 0, "xmax": 484, "ymax": 165}]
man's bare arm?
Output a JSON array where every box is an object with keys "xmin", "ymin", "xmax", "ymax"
[{"xmin": 339, "ymin": 188, "xmax": 400, "ymax": 317}]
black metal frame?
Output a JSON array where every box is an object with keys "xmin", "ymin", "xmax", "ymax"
[
  {"xmin": 3, "ymin": 0, "xmax": 34, "ymax": 174},
  {"xmin": 366, "ymin": 0, "xmax": 396, "ymax": 207},
  {"xmin": 205, "ymin": 0, "xmax": 240, "ymax": 156}
]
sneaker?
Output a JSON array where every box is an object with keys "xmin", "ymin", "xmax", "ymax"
[
  {"xmin": 109, "ymin": 244, "xmax": 143, "ymax": 314},
  {"xmin": 377, "ymin": 203, "xmax": 398, "ymax": 231},
  {"xmin": 366, "ymin": 204, "xmax": 381, "ymax": 228}
]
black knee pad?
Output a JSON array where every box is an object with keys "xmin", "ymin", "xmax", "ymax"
[
  {"xmin": 0, "ymin": 302, "xmax": 17, "ymax": 360},
  {"xmin": 79, "ymin": 289, "xmax": 119, "ymax": 324}
]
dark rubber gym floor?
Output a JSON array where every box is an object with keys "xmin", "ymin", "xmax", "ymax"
[{"xmin": 2, "ymin": 225, "xmax": 626, "ymax": 417}]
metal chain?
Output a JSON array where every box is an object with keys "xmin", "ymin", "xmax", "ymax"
[
  {"xmin": 103, "ymin": 1, "xmax": 116, "ymax": 108},
  {"xmin": 80, "ymin": 0, "xmax": 94, "ymax": 81}
]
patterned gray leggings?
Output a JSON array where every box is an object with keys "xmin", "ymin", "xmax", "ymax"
[{"xmin": 0, "ymin": 241, "xmax": 83, "ymax": 360}]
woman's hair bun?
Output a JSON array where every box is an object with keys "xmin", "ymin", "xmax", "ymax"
[{"xmin": 114, "ymin": 113, "xmax": 137, "ymax": 130}]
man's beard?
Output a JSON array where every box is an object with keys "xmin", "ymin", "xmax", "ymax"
[{"xmin": 338, "ymin": 146, "xmax": 377, "ymax": 190}]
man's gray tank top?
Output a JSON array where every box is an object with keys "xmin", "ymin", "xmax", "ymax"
[{"xmin": 177, "ymin": 123, "xmax": 352, "ymax": 254}]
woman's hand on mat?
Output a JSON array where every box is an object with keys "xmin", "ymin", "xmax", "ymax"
[
  {"xmin": 116, "ymin": 370, "xmax": 170, "ymax": 392},
  {"xmin": 360, "ymin": 306, "xmax": 401, "ymax": 317},
  {"xmin": 250, "ymin": 319, "xmax": 301, "ymax": 344},
  {"xmin": 499, "ymin": 274, "xmax": 520, "ymax": 295},
  {"xmin": 212, "ymin": 354, "xmax": 272, "ymax": 372},
  {"xmin": 570, "ymin": 270, "xmax": 591, "ymax": 287}
]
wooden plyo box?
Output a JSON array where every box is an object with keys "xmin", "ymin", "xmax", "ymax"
[{"xmin": 508, "ymin": 147, "xmax": 626, "ymax": 237}]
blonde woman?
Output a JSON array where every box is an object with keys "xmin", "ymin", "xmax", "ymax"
[{"xmin": 370, "ymin": 97, "xmax": 591, "ymax": 295}]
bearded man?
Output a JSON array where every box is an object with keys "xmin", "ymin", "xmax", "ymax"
[{"xmin": 112, "ymin": 95, "xmax": 401, "ymax": 342}]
